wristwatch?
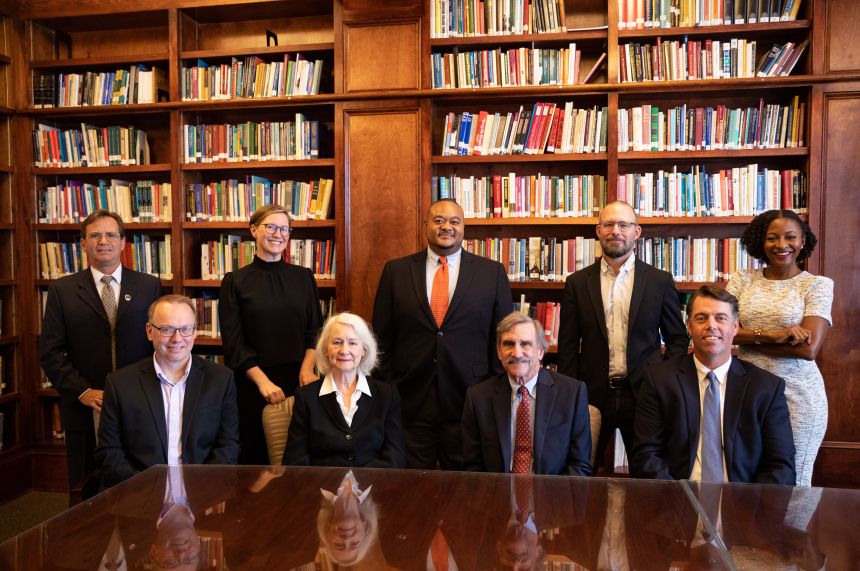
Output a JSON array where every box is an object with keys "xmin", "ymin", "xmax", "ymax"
[{"xmin": 753, "ymin": 328, "xmax": 764, "ymax": 345}]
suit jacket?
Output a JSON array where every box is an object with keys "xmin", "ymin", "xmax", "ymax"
[
  {"xmin": 281, "ymin": 377, "xmax": 406, "ymax": 468},
  {"xmin": 631, "ymin": 355, "xmax": 796, "ymax": 485},
  {"xmin": 557, "ymin": 258, "xmax": 688, "ymax": 409},
  {"xmin": 39, "ymin": 267, "xmax": 161, "ymax": 431},
  {"xmin": 372, "ymin": 249, "xmax": 513, "ymax": 424},
  {"xmin": 95, "ymin": 356, "xmax": 241, "ymax": 487},
  {"xmin": 462, "ymin": 369, "xmax": 592, "ymax": 476}
]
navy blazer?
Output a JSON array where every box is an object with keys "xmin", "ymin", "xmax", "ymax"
[
  {"xmin": 96, "ymin": 356, "xmax": 241, "ymax": 487},
  {"xmin": 372, "ymin": 249, "xmax": 513, "ymax": 424},
  {"xmin": 281, "ymin": 377, "xmax": 406, "ymax": 468},
  {"xmin": 557, "ymin": 259, "xmax": 689, "ymax": 409},
  {"xmin": 462, "ymin": 369, "xmax": 592, "ymax": 476},
  {"xmin": 631, "ymin": 355, "xmax": 796, "ymax": 485},
  {"xmin": 40, "ymin": 267, "xmax": 161, "ymax": 431}
]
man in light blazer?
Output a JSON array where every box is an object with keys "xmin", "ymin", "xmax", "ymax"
[
  {"xmin": 462, "ymin": 312, "xmax": 592, "ymax": 476},
  {"xmin": 96, "ymin": 295, "xmax": 240, "ymax": 487},
  {"xmin": 373, "ymin": 199, "xmax": 513, "ymax": 469},
  {"xmin": 40, "ymin": 209, "xmax": 161, "ymax": 492},
  {"xmin": 557, "ymin": 201, "xmax": 689, "ymax": 464},
  {"xmin": 631, "ymin": 285, "xmax": 795, "ymax": 485}
]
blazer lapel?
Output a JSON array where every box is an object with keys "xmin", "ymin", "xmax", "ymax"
[
  {"xmin": 115, "ymin": 268, "xmax": 138, "ymax": 322},
  {"xmin": 409, "ymin": 252, "xmax": 437, "ymax": 326},
  {"xmin": 181, "ymin": 359, "xmax": 205, "ymax": 458},
  {"xmin": 533, "ymin": 370, "xmax": 557, "ymax": 473},
  {"xmin": 585, "ymin": 263, "xmax": 608, "ymax": 341},
  {"xmin": 627, "ymin": 260, "xmax": 648, "ymax": 336},
  {"xmin": 492, "ymin": 377, "xmax": 513, "ymax": 472},
  {"xmin": 722, "ymin": 359, "xmax": 748, "ymax": 480},
  {"xmin": 77, "ymin": 269, "xmax": 110, "ymax": 325},
  {"xmin": 677, "ymin": 356, "xmax": 701, "ymax": 477},
  {"xmin": 445, "ymin": 250, "xmax": 475, "ymax": 322},
  {"xmin": 138, "ymin": 360, "xmax": 168, "ymax": 461},
  {"xmin": 320, "ymin": 392, "xmax": 351, "ymax": 432},
  {"xmin": 350, "ymin": 389, "xmax": 374, "ymax": 429}
]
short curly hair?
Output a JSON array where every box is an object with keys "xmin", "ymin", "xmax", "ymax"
[{"xmin": 739, "ymin": 210, "xmax": 817, "ymax": 264}]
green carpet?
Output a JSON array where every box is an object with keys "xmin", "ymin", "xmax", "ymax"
[{"xmin": 0, "ymin": 491, "xmax": 69, "ymax": 543}]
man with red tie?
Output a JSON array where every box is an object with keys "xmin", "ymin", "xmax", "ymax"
[
  {"xmin": 462, "ymin": 312, "xmax": 593, "ymax": 476},
  {"xmin": 373, "ymin": 199, "xmax": 513, "ymax": 469}
]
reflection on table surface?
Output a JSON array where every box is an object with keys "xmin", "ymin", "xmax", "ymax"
[{"xmin": 0, "ymin": 465, "xmax": 858, "ymax": 570}]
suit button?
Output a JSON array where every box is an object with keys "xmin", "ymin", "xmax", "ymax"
[
  {"xmin": 345, "ymin": 434, "xmax": 353, "ymax": 440},
  {"xmin": 348, "ymin": 455, "xmax": 355, "ymax": 461},
  {"xmin": 438, "ymin": 331, "xmax": 443, "ymax": 336}
]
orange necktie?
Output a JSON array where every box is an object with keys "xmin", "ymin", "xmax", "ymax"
[{"xmin": 430, "ymin": 256, "xmax": 449, "ymax": 327}]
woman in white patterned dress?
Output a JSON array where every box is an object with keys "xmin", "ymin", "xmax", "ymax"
[{"xmin": 727, "ymin": 210, "xmax": 833, "ymax": 486}]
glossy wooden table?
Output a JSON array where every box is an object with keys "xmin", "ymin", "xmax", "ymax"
[{"xmin": 1, "ymin": 465, "xmax": 858, "ymax": 570}]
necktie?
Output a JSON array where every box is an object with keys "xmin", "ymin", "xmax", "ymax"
[
  {"xmin": 512, "ymin": 384, "xmax": 532, "ymax": 474},
  {"xmin": 430, "ymin": 256, "xmax": 449, "ymax": 327},
  {"xmin": 514, "ymin": 474, "xmax": 533, "ymax": 524},
  {"xmin": 701, "ymin": 371, "xmax": 724, "ymax": 482},
  {"xmin": 430, "ymin": 527, "xmax": 450, "ymax": 571},
  {"xmin": 101, "ymin": 275, "xmax": 117, "ymax": 370}
]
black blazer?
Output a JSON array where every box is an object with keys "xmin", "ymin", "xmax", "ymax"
[
  {"xmin": 462, "ymin": 369, "xmax": 592, "ymax": 476},
  {"xmin": 372, "ymin": 249, "xmax": 513, "ymax": 423},
  {"xmin": 95, "ymin": 357, "xmax": 241, "ymax": 487},
  {"xmin": 281, "ymin": 376, "xmax": 406, "ymax": 468},
  {"xmin": 557, "ymin": 258, "xmax": 688, "ymax": 408},
  {"xmin": 631, "ymin": 355, "xmax": 796, "ymax": 485},
  {"xmin": 39, "ymin": 267, "xmax": 161, "ymax": 431}
]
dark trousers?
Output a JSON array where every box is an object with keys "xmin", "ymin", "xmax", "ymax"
[
  {"xmin": 65, "ymin": 427, "xmax": 96, "ymax": 492},
  {"xmin": 401, "ymin": 381, "xmax": 464, "ymax": 470},
  {"xmin": 594, "ymin": 382, "xmax": 637, "ymax": 470}
]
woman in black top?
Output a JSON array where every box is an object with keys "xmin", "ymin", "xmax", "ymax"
[{"xmin": 219, "ymin": 204, "xmax": 322, "ymax": 464}]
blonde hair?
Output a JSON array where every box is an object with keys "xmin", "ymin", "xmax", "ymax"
[{"xmin": 249, "ymin": 204, "xmax": 291, "ymax": 227}]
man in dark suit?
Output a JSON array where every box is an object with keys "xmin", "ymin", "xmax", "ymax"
[
  {"xmin": 373, "ymin": 199, "xmax": 513, "ymax": 469},
  {"xmin": 557, "ymin": 200, "xmax": 688, "ymax": 465},
  {"xmin": 40, "ymin": 209, "xmax": 161, "ymax": 492},
  {"xmin": 96, "ymin": 294, "xmax": 240, "ymax": 487},
  {"xmin": 631, "ymin": 285, "xmax": 795, "ymax": 485},
  {"xmin": 462, "ymin": 312, "xmax": 592, "ymax": 476}
]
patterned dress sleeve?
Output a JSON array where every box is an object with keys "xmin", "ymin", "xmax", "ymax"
[
  {"xmin": 804, "ymin": 275, "xmax": 834, "ymax": 325},
  {"xmin": 725, "ymin": 269, "xmax": 749, "ymax": 299}
]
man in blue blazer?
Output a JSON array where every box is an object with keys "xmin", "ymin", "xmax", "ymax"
[
  {"xmin": 96, "ymin": 295, "xmax": 240, "ymax": 487},
  {"xmin": 373, "ymin": 199, "xmax": 513, "ymax": 469},
  {"xmin": 631, "ymin": 285, "xmax": 795, "ymax": 485},
  {"xmin": 462, "ymin": 312, "xmax": 592, "ymax": 476},
  {"xmin": 40, "ymin": 210, "xmax": 161, "ymax": 492}
]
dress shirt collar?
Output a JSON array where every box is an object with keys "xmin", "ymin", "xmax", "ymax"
[
  {"xmin": 91, "ymin": 264, "xmax": 123, "ymax": 286},
  {"xmin": 600, "ymin": 253, "xmax": 635, "ymax": 278},
  {"xmin": 508, "ymin": 370, "xmax": 539, "ymax": 398},
  {"xmin": 692, "ymin": 355, "xmax": 732, "ymax": 386},
  {"xmin": 319, "ymin": 372, "xmax": 372, "ymax": 398},
  {"xmin": 154, "ymin": 354, "xmax": 193, "ymax": 386},
  {"xmin": 427, "ymin": 246, "xmax": 462, "ymax": 266}
]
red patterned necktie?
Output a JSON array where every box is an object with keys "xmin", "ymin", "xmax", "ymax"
[
  {"xmin": 430, "ymin": 256, "xmax": 449, "ymax": 327},
  {"xmin": 512, "ymin": 383, "xmax": 532, "ymax": 474}
]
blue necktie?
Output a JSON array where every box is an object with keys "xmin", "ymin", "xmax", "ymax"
[{"xmin": 701, "ymin": 371, "xmax": 724, "ymax": 482}]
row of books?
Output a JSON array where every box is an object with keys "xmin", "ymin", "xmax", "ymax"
[
  {"xmin": 33, "ymin": 124, "xmax": 151, "ymax": 168},
  {"xmin": 185, "ymin": 177, "xmax": 334, "ymax": 222},
  {"xmin": 433, "ymin": 173, "xmax": 607, "ymax": 219},
  {"xmin": 430, "ymin": 0, "xmax": 567, "ymax": 38},
  {"xmin": 618, "ymin": 97, "xmax": 805, "ymax": 152},
  {"xmin": 756, "ymin": 41, "xmax": 808, "ymax": 78},
  {"xmin": 200, "ymin": 237, "xmax": 335, "ymax": 280},
  {"xmin": 464, "ymin": 236, "xmax": 601, "ymax": 282},
  {"xmin": 37, "ymin": 180, "xmax": 172, "ymax": 224},
  {"xmin": 431, "ymin": 44, "xmax": 586, "ymax": 89},
  {"xmin": 182, "ymin": 117, "xmax": 320, "ymax": 163},
  {"xmin": 192, "ymin": 296, "xmax": 336, "ymax": 340},
  {"xmin": 619, "ymin": 37, "xmax": 765, "ymax": 82},
  {"xmin": 180, "ymin": 54, "xmax": 325, "ymax": 101},
  {"xmin": 635, "ymin": 236, "xmax": 765, "ymax": 282},
  {"xmin": 515, "ymin": 297, "xmax": 560, "ymax": 346},
  {"xmin": 618, "ymin": 0, "xmax": 803, "ymax": 29},
  {"xmin": 440, "ymin": 103, "xmax": 609, "ymax": 156},
  {"xmin": 617, "ymin": 165, "xmax": 808, "ymax": 217},
  {"xmin": 32, "ymin": 66, "xmax": 168, "ymax": 108},
  {"xmin": 38, "ymin": 235, "xmax": 172, "ymax": 279}
]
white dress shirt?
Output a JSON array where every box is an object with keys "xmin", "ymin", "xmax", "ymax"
[
  {"xmin": 690, "ymin": 355, "xmax": 731, "ymax": 482},
  {"xmin": 426, "ymin": 247, "xmax": 462, "ymax": 306},
  {"xmin": 91, "ymin": 265, "xmax": 122, "ymax": 305},
  {"xmin": 154, "ymin": 355, "xmax": 193, "ymax": 466},
  {"xmin": 508, "ymin": 371, "xmax": 538, "ymax": 473},
  {"xmin": 318, "ymin": 372, "xmax": 372, "ymax": 426},
  {"xmin": 600, "ymin": 255, "xmax": 635, "ymax": 378}
]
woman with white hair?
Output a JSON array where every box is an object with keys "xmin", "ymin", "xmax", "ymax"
[{"xmin": 282, "ymin": 312, "xmax": 406, "ymax": 468}]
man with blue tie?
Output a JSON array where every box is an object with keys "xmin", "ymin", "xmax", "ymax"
[
  {"xmin": 462, "ymin": 312, "xmax": 592, "ymax": 476},
  {"xmin": 631, "ymin": 285, "xmax": 795, "ymax": 484}
]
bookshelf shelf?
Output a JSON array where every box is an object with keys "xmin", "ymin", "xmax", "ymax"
[
  {"xmin": 618, "ymin": 147, "xmax": 809, "ymax": 160},
  {"xmin": 617, "ymin": 20, "xmax": 812, "ymax": 39},
  {"xmin": 180, "ymin": 42, "xmax": 335, "ymax": 60},
  {"xmin": 26, "ymin": 103, "xmax": 173, "ymax": 116},
  {"xmin": 36, "ymin": 222, "xmax": 172, "ymax": 231},
  {"xmin": 0, "ymin": 165, "xmax": 11, "ymax": 173},
  {"xmin": 30, "ymin": 53, "xmax": 170, "ymax": 70},
  {"xmin": 466, "ymin": 217, "xmax": 599, "ymax": 226},
  {"xmin": 0, "ymin": 278, "xmax": 16, "ymax": 286},
  {"xmin": 430, "ymin": 30, "xmax": 608, "ymax": 48},
  {"xmin": 0, "ymin": 54, "xmax": 10, "ymax": 65},
  {"xmin": 180, "ymin": 159, "xmax": 336, "ymax": 171},
  {"xmin": 37, "ymin": 389, "xmax": 59, "ymax": 398},
  {"xmin": 432, "ymin": 153, "xmax": 607, "ymax": 164},
  {"xmin": 0, "ymin": 107, "xmax": 13, "ymax": 115},
  {"xmin": 176, "ymin": 96, "xmax": 335, "ymax": 112},
  {"xmin": 0, "ymin": 392, "xmax": 21, "ymax": 405},
  {"xmin": 194, "ymin": 337, "xmax": 222, "ymax": 347},
  {"xmin": 182, "ymin": 220, "xmax": 335, "ymax": 229},
  {"xmin": 510, "ymin": 281, "xmax": 565, "ymax": 290},
  {"xmin": 32, "ymin": 164, "xmax": 172, "ymax": 175},
  {"xmin": 0, "ymin": 336, "xmax": 19, "ymax": 346}
]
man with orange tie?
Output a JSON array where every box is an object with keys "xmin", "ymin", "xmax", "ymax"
[
  {"xmin": 373, "ymin": 199, "xmax": 513, "ymax": 469},
  {"xmin": 462, "ymin": 312, "xmax": 593, "ymax": 475}
]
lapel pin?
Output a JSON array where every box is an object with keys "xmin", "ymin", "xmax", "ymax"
[{"xmin": 124, "ymin": 294, "xmax": 132, "ymax": 302}]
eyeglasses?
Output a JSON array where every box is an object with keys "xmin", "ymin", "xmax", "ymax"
[
  {"xmin": 149, "ymin": 323, "xmax": 197, "ymax": 337},
  {"xmin": 257, "ymin": 223, "xmax": 291, "ymax": 236},
  {"xmin": 598, "ymin": 221, "xmax": 637, "ymax": 231},
  {"xmin": 85, "ymin": 232, "xmax": 122, "ymax": 242}
]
